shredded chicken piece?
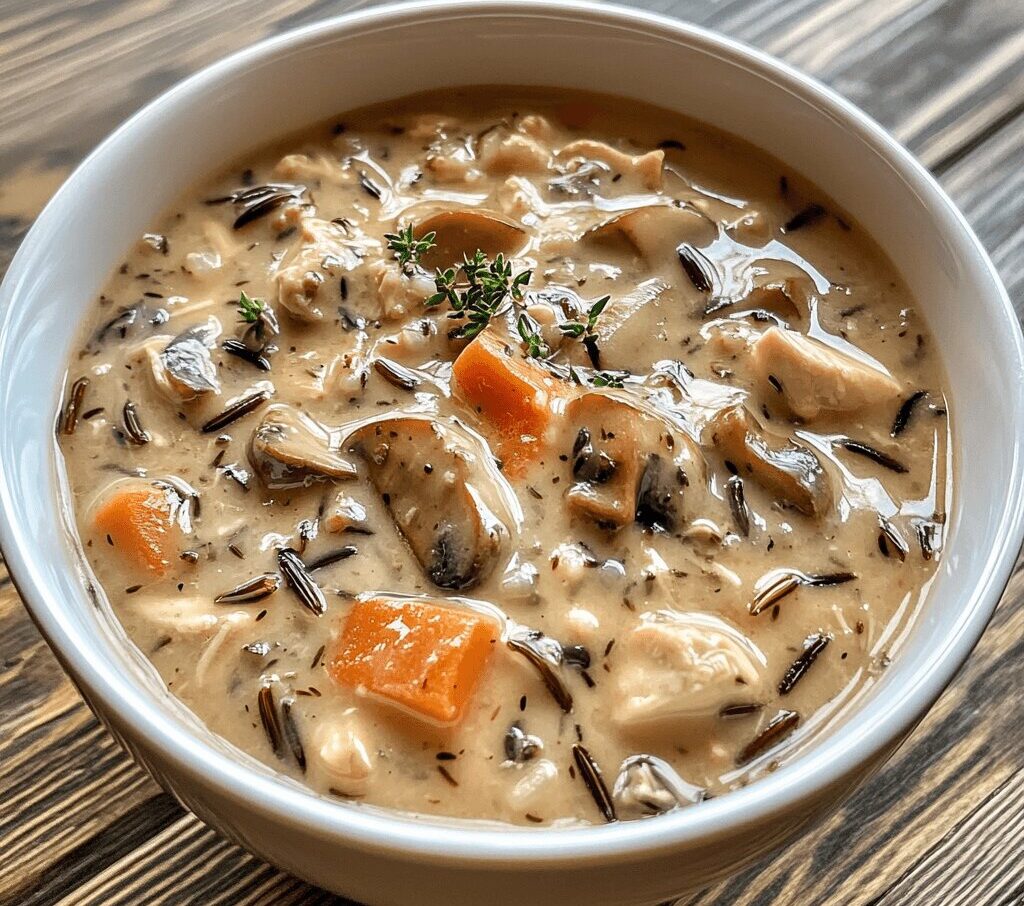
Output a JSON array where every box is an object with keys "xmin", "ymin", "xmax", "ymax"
[
  {"xmin": 274, "ymin": 152, "xmax": 349, "ymax": 184},
  {"xmin": 558, "ymin": 139, "xmax": 664, "ymax": 190},
  {"xmin": 307, "ymin": 714, "xmax": 374, "ymax": 798},
  {"xmin": 496, "ymin": 175, "xmax": 547, "ymax": 219},
  {"xmin": 506, "ymin": 759, "xmax": 560, "ymax": 812},
  {"xmin": 370, "ymin": 260, "xmax": 436, "ymax": 321},
  {"xmin": 614, "ymin": 611, "xmax": 765, "ymax": 726},
  {"xmin": 478, "ymin": 129, "xmax": 551, "ymax": 175},
  {"xmin": 276, "ymin": 218, "xmax": 379, "ymax": 322}
]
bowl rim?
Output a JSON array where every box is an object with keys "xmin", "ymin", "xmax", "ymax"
[{"xmin": 2, "ymin": 0, "xmax": 1023, "ymax": 868}]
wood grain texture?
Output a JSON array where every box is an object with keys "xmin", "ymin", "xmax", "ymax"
[{"xmin": 0, "ymin": 1, "xmax": 1021, "ymax": 903}]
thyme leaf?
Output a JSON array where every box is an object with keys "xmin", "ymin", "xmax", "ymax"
[
  {"xmin": 427, "ymin": 250, "xmax": 532, "ymax": 341},
  {"xmin": 517, "ymin": 312, "xmax": 550, "ymax": 358},
  {"xmin": 591, "ymin": 370, "xmax": 628, "ymax": 389},
  {"xmin": 558, "ymin": 294, "xmax": 610, "ymax": 338},
  {"xmin": 383, "ymin": 224, "xmax": 436, "ymax": 268},
  {"xmin": 237, "ymin": 290, "xmax": 265, "ymax": 323}
]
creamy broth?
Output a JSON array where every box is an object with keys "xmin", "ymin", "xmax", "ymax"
[{"xmin": 58, "ymin": 87, "xmax": 949, "ymax": 827}]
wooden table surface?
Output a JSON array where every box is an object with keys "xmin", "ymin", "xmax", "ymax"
[{"xmin": 1, "ymin": 1, "xmax": 1023, "ymax": 903}]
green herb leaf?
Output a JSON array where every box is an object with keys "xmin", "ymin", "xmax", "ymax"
[
  {"xmin": 556, "ymin": 294, "xmax": 610, "ymax": 344},
  {"xmin": 384, "ymin": 224, "xmax": 437, "ymax": 268},
  {"xmin": 430, "ymin": 250, "xmax": 533, "ymax": 340},
  {"xmin": 517, "ymin": 313, "xmax": 550, "ymax": 359},
  {"xmin": 586, "ymin": 295, "xmax": 611, "ymax": 331},
  {"xmin": 591, "ymin": 370, "xmax": 628, "ymax": 389},
  {"xmin": 237, "ymin": 290, "xmax": 265, "ymax": 323},
  {"xmin": 557, "ymin": 322, "xmax": 586, "ymax": 338}
]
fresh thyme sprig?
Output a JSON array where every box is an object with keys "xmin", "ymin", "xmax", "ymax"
[
  {"xmin": 591, "ymin": 370, "xmax": 628, "ymax": 388},
  {"xmin": 559, "ymin": 294, "xmax": 611, "ymax": 367},
  {"xmin": 517, "ymin": 312, "xmax": 550, "ymax": 359},
  {"xmin": 384, "ymin": 224, "xmax": 437, "ymax": 269},
  {"xmin": 428, "ymin": 251, "xmax": 533, "ymax": 340},
  {"xmin": 557, "ymin": 295, "xmax": 610, "ymax": 339},
  {"xmin": 237, "ymin": 290, "xmax": 265, "ymax": 323}
]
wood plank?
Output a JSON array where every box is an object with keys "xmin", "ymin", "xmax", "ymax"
[
  {"xmin": 874, "ymin": 768, "xmax": 1024, "ymax": 906},
  {"xmin": 0, "ymin": 0, "xmax": 1018, "ymax": 171},
  {"xmin": 52, "ymin": 815, "xmax": 343, "ymax": 906},
  {"xmin": 0, "ymin": 1, "xmax": 1022, "ymax": 903}
]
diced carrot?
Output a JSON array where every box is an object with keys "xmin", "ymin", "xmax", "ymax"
[
  {"xmin": 329, "ymin": 597, "xmax": 499, "ymax": 725},
  {"xmin": 452, "ymin": 330, "xmax": 564, "ymax": 473},
  {"xmin": 93, "ymin": 484, "xmax": 180, "ymax": 577}
]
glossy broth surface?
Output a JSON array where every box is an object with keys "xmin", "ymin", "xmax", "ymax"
[{"xmin": 58, "ymin": 87, "xmax": 949, "ymax": 827}]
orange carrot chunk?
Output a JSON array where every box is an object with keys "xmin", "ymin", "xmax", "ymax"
[
  {"xmin": 452, "ymin": 330, "xmax": 563, "ymax": 471},
  {"xmin": 93, "ymin": 483, "xmax": 181, "ymax": 577},
  {"xmin": 329, "ymin": 597, "xmax": 499, "ymax": 725}
]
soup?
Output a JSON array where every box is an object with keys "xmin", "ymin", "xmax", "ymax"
[{"xmin": 57, "ymin": 87, "xmax": 949, "ymax": 826}]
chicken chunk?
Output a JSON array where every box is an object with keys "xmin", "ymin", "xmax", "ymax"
[
  {"xmin": 750, "ymin": 327, "xmax": 901, "ymax": 420},
  {"xmin": 275, "ymin": 218, "xmax": 379, "ymax": 322},
  {"xmin": 613, "ymin": 611, "xmax": 765, "ymax": 727},
  {"xmin": 423, "ymin": 132, "xmax": 479, "ymax": 184},
  {"xmin": 370, "ymin": 260, "xmax": 436, "ymax": 321},
  {"xmin": 477, "ymin": 127, "xmax": 551, "ymax": 175},
  {"xmin": 306, "ymin": 714, "xmax": 374, "ymax": 798},
  {"xmin": 274, "ymin": 152, "xmax": 348, "ymax": 184},
  {"xmin": 506, "ymin": 759, "xmax": 560, "ymax": 813},
  {"xmin": 558, "ymin": 139, "xmax": 665, "ymax": 190}
]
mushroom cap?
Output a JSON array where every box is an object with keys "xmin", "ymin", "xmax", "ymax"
[
  {"xmin": 563, "ymin": 392, "xmax": 702, "ymax": 530},
  {"xmin": 248, "ymin": 404, "xmax": 358, "ymax": 489},
  {"xmin": 416, "ymin": 209, "xmax": 528, "ymax": 271},
  {"xmin": 346, "ymin": 416, "xmax": 507, "ymax": 590},
  {"xmin": 157, "ymin": 317, "xmax": 221, "ymax": 400},
  {"xmin": 709, "ymin": 404, "xmax": 833, "ymax": 517},
  {"xmin": 583, "ymin": 205, "xmax": 714, "ymax": 260}
]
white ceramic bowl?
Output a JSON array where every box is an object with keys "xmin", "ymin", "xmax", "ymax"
[{"xmin": 1, "ymin": 3, "xmax": 1022, "ymax": 904}]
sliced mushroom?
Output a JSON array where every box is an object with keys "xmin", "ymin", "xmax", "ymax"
[
  {"xmin": 709, "ymin": 405, "xmax": 833, "ymax": 518},
  {"xmin": 750, "ymin": 326, "xmax": 901, "ymax": 420},
  {"xmin": 613, "ymin": 755, "xmax": 705, "ymax": 818},
  {"xmin": 148, "ymin": 318, "xmax": 221, "ymax": 402},
  {"xmin": 346, "ymin": 417, "xmax": 505, "ymax": 589},
  {"xmin": 613, "ymin": 611, "xmax": 765, "ymax": 727},
  {"xmin": 563, "ymin": 393, "xmax": 700, "ymax": 530},
  {"xmin": 583, "ymin": 206, "xmax": 714, "ymax": 262},
  {"xmin": 276, "ymin": 218, "xmax": 379, "ymax": 322},
  {"xmin": 415, "ymin": 209, "xmax": 528, "ymax": 271},
  {"xmin": 248, "ymin": 404, "xmax": 358, "ymax": 490}
]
